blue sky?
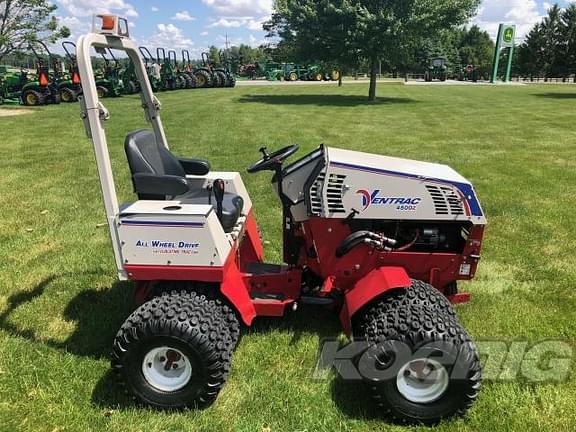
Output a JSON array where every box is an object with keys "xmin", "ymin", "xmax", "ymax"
[{"xmin": 54, "ymin": 0, "xmax": 576, "ymax": 56}]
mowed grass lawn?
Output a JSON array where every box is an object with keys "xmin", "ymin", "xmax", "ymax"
[{"xmin": 0, "ymin": 82, "xmax": 575, "ymax": 432}]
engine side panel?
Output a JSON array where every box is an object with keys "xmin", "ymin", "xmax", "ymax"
[{"xmin": 312, "ymin": 162, "xmax": 485, "ymax": 224}]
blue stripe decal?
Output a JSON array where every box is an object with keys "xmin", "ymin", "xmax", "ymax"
[
  {"xmin": 121, "ymin": 220, "xmax": 204, "ymax": 228},
  {"xmin": 330, "ymin": 161, "xmax": 484, "ymax": 217}
]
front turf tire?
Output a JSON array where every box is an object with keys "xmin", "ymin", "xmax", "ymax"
[
  {"xmin": 111, "ymin": 291, "xmax": 233, "ymax": 409},
  {"xmin": 353, "ymin": 284, "xmax": 481, "ymax": 425}
]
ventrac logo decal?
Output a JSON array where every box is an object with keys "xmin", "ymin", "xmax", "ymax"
[{"xmin": 356, "ymin": 189, "xmax": 422, "ymax": 212}]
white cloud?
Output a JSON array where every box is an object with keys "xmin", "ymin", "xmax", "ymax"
[
  {"xmin": 57, "ymin": 15, "xmax": 85, "ymax": 38},
  {"xmin": 473, "ymin": 0, "xmax": 544, "ymax": 40},
  {"xmin": 172, "ymin": 11, "xmax": 195, "ymax": 21},
  {"xmin": 202, "ymin": 0, "xmax": 270, "ymax": 31},
  {"xmin": 208, "ymin": 16, "xmax": 266, "ymax": 31},
  {"xmin": 214, "ymin": 33, "xmax": 265, "ymax": 48},
  {"xmin": 201, "ymin": 0, "xmax": 272, "ymax": 17},
  {"xmin": 200, "ymin": 31, "xmax": 209, "ymax": 36},
  {"xmin": 151, "ymin": 6, "xmax": 159, "ymax": 12},
  {"xmin": 145, "ymin": 23, "xmax": 194, "ymax": 50},
  {"xmin": 57, "ymin": 0, "xmax": 138, "ymax": 18}
]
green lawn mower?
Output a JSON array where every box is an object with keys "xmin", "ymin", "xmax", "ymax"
[
  {"xmin": 61, "ymin": 41, "xmax": 83, "ymax": 102},
  {"xmin": 21, "ymin": 41, "xmax": 61, "ymax": 106},
  {"xmin": 138, "ymin": 46, "xmax": 161, "ymax": 92},
  {"xmin": 95, "ymin": 48, "xmax": 125, "ymax": 97},
  {"xmin": 0, "ymin": 65, "xmax": 28, "ymax": 105}
]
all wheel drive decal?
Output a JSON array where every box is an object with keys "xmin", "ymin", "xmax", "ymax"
[{"xmin": 330, "ymin": 161, "xmax": 482, "ymax": 217}]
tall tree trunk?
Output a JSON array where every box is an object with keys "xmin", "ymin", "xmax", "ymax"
[
  {"xmin": 369, "ymin": 55, "xmax": 378, "ymax": 101},
  {"xmin": 338, "ymin": 74, "xmax": 343, "ymax": 87}
]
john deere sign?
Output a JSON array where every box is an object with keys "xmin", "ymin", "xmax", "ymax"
[
  {"xmin": 491, "ymin": 24, "xmax": 516, "ymax": 83},
  {"xmin": 501, "ymin": 26, "xmax": 515, "ymax": 47}
]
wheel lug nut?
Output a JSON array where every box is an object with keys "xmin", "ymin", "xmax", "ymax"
[
  {"xmin": 173, "ymin": 364, "xmax": 178, "ymax": 369},
  {"xmin": 148, "ymin": 363, "xmax": 152, "ymax": 368},
  {"xmin": 404, "ymin": 370, "xmax": 411, "ymax": 378},
  {"xmin": 159, "ymin": 356, "xmax": 166, "ymax": 362}
]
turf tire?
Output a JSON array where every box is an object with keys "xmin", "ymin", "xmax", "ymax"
[
  {"xmin": 22, "ymin": 89, "xmax": 44, "ymax": 106},
  {"xmin": 353, "ymin": 291, "xmax": 481, "ymax": 425},
  {"xmin": 60, "ymin": 87, "xmax": 77, "ymax": 102},
  {"xmin": 111, "ymin": 291, "xmax": 233, "ymax": 409},
  {"xmin": 151, "ymin": 283, "xmax": 241, "ymax": 350},
  {"xmin": 214, "ymin": 71, "xmax": 226, "ymax": 87},
  {"xmin": 195, "ymin": 70, "xmax": 212, "ymax": 88}
]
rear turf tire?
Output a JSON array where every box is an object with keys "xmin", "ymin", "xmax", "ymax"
[
  {"xmin": 22, "ymin": 89, "xmax": 44, "ymax": 106},
  {"xmin": 111, "ymin": 291, "xmax": 233, "ymax": 409},
  {"xmin": 194, "ymin": 70, "xmax": 212, "ymax": 88},
  {"xmin": 214, "ymin": 71, "xmax": 226, "ymax": 87},
  {"xmin": 96, "ymin": 86, "xmax": 109, "ymax": 98},
  {"xmin": 60, "ymin": 87, "xmax": 77, "ymax": 103},
  {"xmin": 353, "ymin": 289, "xmax": 481, "ymax": 425},
  {"xmin": 151, "ymin": 283, "xmax": 241, "ymax": 349}
]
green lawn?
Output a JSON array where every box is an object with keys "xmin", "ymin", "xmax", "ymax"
[{"xmin": 1, "ymin": 82, "xmax": 575, "ymax": 432}]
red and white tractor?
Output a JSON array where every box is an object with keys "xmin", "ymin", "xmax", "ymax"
[{"xmin": 77, "ymin": 16, "xmax": 485, "ymax": 424}]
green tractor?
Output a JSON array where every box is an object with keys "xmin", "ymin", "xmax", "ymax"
[
  {"xmin": 192, "ymin": 53, "xmax": 214, "ymax": 88},
  {"xmin": 95, "ymin": 48, "xmax": 125, "ymax": 97},
  {"xmin": 424, "ymin": 57, "xmax": 448, "ymax": 82},
  {"xmin": 120, "ymin": 59, "xmax": 140, "ymax": 94},
  {"xmin": 284, "ymin": 63, "xmax": 310, "ymax": 81},
  {"xmin": 0, "ymin": 65, "xmax": 29, "ymax": 105},
  {"xmin": 265, "ymin": 62, "xmax": 284, "ymax": 81},
  {"xmin": 199, "ymin": 52, "xmax": 225, "ymax": 87},
  {"xmin": 181, "ymin": 50, "xmax": 199, "ymax": 89},
  {"xmin": 321, "ymin": 66, "xmax": 341, "ymax": 81},
  {"xmin": 138, "ymin": 46, "xmax": 161, "ymax": 92},
  {"xmin": 155, "ymin": 48, "xmax": 180, "ymax": 91},
  {"xmin": 306, "ymin": 64, "xmax": 324, "ymax": 81},
  {"xmin": 61, "ymin": 41, "xmax": 83, "ymax": 102},
  {"xmin": 21, "ymin": 41, "xmax": 61, "ymax": 106},
  {"xmin": 168, "ymin": 50, "xmax": 191, "ymax": 89},
  {"xmin": 218, "ymin": 50, "xmax": 237, "ymax": 88}
]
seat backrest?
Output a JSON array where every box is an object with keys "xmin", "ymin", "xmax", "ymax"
[{"xmin": 124, "ymin": 129, "xmax": 186, "ymax": 178}]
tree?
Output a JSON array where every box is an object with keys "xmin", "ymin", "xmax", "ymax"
[
  {"xmin": 266, "ymin": 0, "xmax": 480, "ymax": 101},
  {"xmin": 455, "ymin": 25, "xmax": 494, "ymax": 78},
  {"xmin": 517, "ymin": 23, "xmax": 546, "ymax": 78},
  {"xmin": 0, "ymin": 0, "xmax": 70, "ymax": 62},
  {"xmin": 516, "ymin": 4, "xmax": 576, "ymax": 80},
  {"xmin": 559, "ymin": 4, "xmax": 576, "ymax": 80}
]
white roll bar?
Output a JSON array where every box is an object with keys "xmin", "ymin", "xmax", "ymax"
[{"xmin": 76, "ymin": 15, "xmax": 169, "ymax": 279}]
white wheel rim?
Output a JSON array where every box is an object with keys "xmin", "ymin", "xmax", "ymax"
[
  {"xmin": 142, "ymin": 346, "xmax": 192, "ymax": 392},
  {"xmin": 396, "ymin": 358, "xmax": 449, "ymax": 404}
]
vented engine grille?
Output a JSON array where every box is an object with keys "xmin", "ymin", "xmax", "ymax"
[
  {"xmin": 309, "ymin": 172, "xmax": 347, "ymax": 215},
  {"xmin": 326, "ymin": 174, "xmax": 346, "ymax": 214},
  {"xmin": 309, "ymin": 172, "xmax": 325, "ymax": 215},
  {"xmin": 426, "ymin": 185, "xmax": 465, "ymax": 216}
]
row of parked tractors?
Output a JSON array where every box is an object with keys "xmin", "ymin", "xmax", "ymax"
[
  {"xmin": 267, "ymin": 63, "xmax": 341, "ymax": 82},
  {"xmin": 0, "ymin": 41, "xmax": 235, "ymax": 106},
  {"xmin": 239, "ymin": 62, "xmax": 341, "ymax": 82}
]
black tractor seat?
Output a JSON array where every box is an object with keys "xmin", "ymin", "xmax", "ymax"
[{"xmin": 124, "ymin": 129, "xmax": 243, "ymax": 232}]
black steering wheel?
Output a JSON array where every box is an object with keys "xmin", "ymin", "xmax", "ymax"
[{"xmin": 247, "ymin": 144, "xmax": 300, "ymax": 173}]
